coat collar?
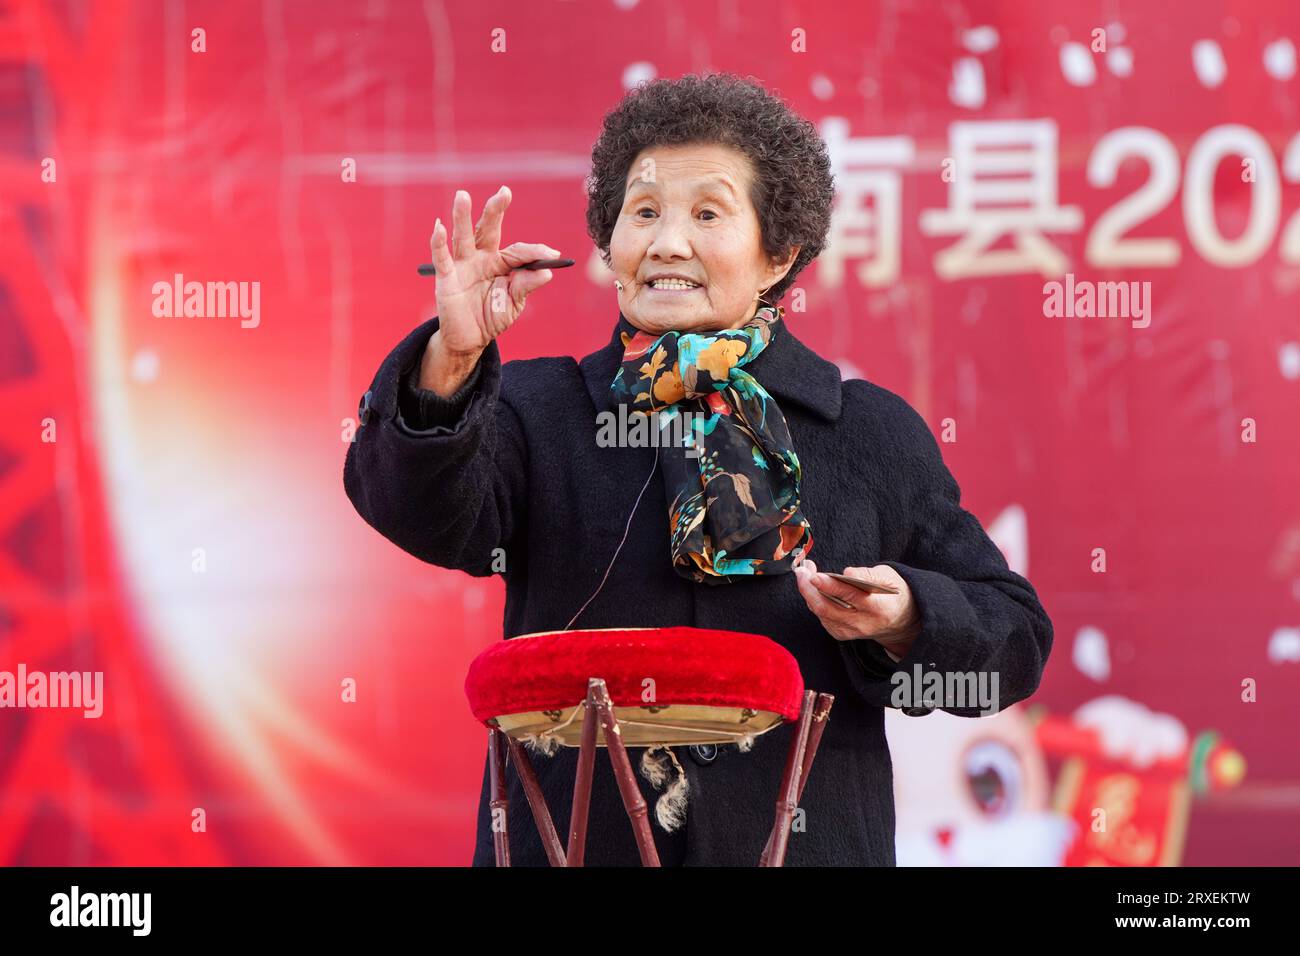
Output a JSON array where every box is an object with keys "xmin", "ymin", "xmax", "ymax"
[{"xmin": 578, "ymin": 311, "xmax": 843, "ymax": 423}]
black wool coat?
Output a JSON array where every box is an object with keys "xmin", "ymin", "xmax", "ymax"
[{"xmin": 343, "ymin": 311, "xmax": 1054, "ymax": 866}]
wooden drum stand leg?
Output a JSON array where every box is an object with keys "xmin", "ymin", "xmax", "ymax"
[
  {"xmin": 506, "ymin": 737, "xmax": 568, "ymax": 866},
  {"xmin": 488, "ymin": 728, "xmax": 511, "ymax": 867},
  {"xmin": 590, "ymin": 677, "xmax": 661, "ymax": 867},
  {"xmin": 566, "ymin": 680, "xmax": 602, "ymax": 866},
  {"xmin": 760, "ymin": 691, "xmax": 835, "ymax": 867}
]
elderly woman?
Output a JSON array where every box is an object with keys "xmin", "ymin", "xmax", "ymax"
[{"xmin": 344, "ymin": 73, "xmax": 1053, "ymax": 866}]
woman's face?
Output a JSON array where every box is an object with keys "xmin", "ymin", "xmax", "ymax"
[{"xmin": 609, "ymin": 142, "xmax": 798, "ymax": 336}]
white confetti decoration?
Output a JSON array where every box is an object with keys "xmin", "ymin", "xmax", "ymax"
[
  {"xmin": 1073, "ymin": 626, "xmax": 1111, "ymax": 682},
  {"xmin": 961, "ymin": 26, "xmax": 999, "ymax": 54},
  {"xmin": 131, "ymin": 349, "xmax": 160, "ymax": 384},
  {"xmin": 622, "ymin": 61, "xmax": 656, "ymax": 90},
  {"xmin": 1107, "ymin": 46, "xmax": 1134, "ymax": 77},
  {"xmin": 1268, "ymin": 627, "xmax": 1300, "ymax": 663},
  {"xmin": 1060, "ymin": 42, "xmax": 1097, "ymax": 86},
  {"xmin": 1263, "ymin": 38, "xmax": 1297, "ymax": 80},
  {"xmin": 948, "ymin": 57, "xmax": 986, "ymax": 109},
  {"xmin": 1192, "ymin": 39, "xmax": 1227, "ymax": 88},
  {"xmin": 1279, "ymin": 342, "xmax": 1300, "ymax": 380}
]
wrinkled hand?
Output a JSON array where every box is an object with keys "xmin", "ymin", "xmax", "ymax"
[
  {"xmin": 419, "ymin": 186, "xmax": 562, "ymax": 396},
  {"xmin": 429, "ymin": 186, "xmax": 562, "ymax": 355},
  {"xmin": 794, "ymin": 558, "xmax": 921, "ymax": 658}
]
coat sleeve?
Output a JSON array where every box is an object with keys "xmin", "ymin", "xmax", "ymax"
[
  {"xmin": 839, "ymin": 392, "xmax": 1054, "ymax": 717},
  {"xmin": 342, "ymin": 316, "xmax": 528, "ymax": 576}
]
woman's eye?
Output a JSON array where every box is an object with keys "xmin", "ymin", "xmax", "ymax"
[{"xmin": 632, "ymin": 207, "xmax": 716, "ymax": 219}]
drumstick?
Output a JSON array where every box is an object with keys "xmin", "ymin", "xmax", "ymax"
[{"xmin": 417, "ymin": 257, "xmax": 575, "ymax": 276}]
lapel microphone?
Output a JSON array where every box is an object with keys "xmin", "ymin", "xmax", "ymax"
[{"xmin": 563, "ymin": 444, "xmax": 661, "ymax": 631}]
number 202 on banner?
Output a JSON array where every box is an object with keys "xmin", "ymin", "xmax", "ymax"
[{"xmin": 1088, "ymin": 124, "xmax": 1300, "ymax": 269}]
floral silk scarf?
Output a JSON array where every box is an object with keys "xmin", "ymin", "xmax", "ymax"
[{"xmin": 610, "ymin": 305, "xmax": 814, "ymax": 584}]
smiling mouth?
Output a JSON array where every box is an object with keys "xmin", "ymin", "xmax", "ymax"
[{"xmin": 645, "ymin": 279, "xmax": 704, "ymax": 293}]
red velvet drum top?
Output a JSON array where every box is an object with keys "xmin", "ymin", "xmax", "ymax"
[{"xmin": 464, "ymin": 626, "xmax": 806, "ymax": 746}]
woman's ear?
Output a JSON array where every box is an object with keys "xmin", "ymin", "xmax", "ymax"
[{"xmin": 767, "ymin": 245, "xmax": 802, "ymax": 288}]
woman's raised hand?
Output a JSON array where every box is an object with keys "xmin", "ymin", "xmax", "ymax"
[{"xmin": 419, "ymin": 187, "xmax": 561, "ymax": 395}]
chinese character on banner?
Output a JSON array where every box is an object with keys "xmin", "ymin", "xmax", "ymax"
[
  {"xmin": 921, "ymin": 120, "xmax": 1084, "ymax": 279},
  {"xmin": 819, "ymin": 117, "xmax": 915, "ymax": 288}
]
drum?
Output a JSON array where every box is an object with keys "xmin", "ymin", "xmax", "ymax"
[{"xmin": 464, "ymin": 625, "xmax": 834, "ymax": 866}]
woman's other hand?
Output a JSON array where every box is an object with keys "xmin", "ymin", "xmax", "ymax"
[
  {"xmin": 420, "ymin": 186, "xmax": 562, "ymax": 396},
  {"xmin": 794, "ymin": 558, "xmax": 921, "ymax": 658}
]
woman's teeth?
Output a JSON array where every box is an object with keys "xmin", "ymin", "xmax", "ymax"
[{"xmin": 648, "ymin": 279, "xmax": 701, "ymax": 290}]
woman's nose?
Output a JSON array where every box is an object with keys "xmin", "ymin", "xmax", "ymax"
[{"xmin": 645, "ymin": 212, "xmax": 693, "ymax": 259}]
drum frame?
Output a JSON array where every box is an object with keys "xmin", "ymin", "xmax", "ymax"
[{"xmin": 486, "ymin": 677, "xmax": 834, "ymax": 866}]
